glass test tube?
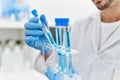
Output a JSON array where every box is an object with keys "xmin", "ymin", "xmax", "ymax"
[
  {"xmin": 63, "ymin": 26, "xmax": 73, "ymax": 77},
  {"xmin": 42, "ymin": 23, "xmax": 56, "ymax": 47},
  {"xmin": 31, "ymin": 9, "xmax": 56, "ymax": 47},
  {"xmin": 64, "ymin": 27, "xmax": 71, "ymax": 52},
  {"xmin": 55, "ymin": 26, "xmax": 63, "ymax": 72},
  {"xmin": 55, "ymin": 18, "xmax": 73, "ymax": 77},
  {"xmin": 55, "ymin": 18, "xmax": 68, "ymax": 73}
]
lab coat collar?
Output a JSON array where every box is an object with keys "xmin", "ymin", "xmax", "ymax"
[
  {"xmin": 91, "ymin": 11, "xmax": 120, "ymax": 53},
  {"xmin": 91, "ymin": 11, "xmax": 101, "ymax": 53},
  {"xmin": 99, "ymin": 26, "xmax": 120, "ymax": 53}
]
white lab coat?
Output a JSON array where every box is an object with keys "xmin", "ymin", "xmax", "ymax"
[
  {"xmin": 35, "ymin": 11, "xmax": 120, "ymax": 80},
  {"xmin": 71, "ymin": 11, "xmax": 120, "ymax": 80}
]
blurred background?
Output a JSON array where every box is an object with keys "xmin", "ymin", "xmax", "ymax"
[{"xmin": 0, "ymin": 0, "xmax": 98, "ymax": 80}]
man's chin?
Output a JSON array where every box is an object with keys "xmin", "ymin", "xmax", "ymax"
[
  {"xmin": 97, "ymin": 6, "xmax": 108, "ymax": 10},
  {"xmin": 97, "ymin": 7, "xmax": 103, "ymax": 10}
]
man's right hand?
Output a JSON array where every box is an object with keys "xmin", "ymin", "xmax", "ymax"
[{"xmin": 24, "ymin": 15, "xmax": 52, "ymax": 54}]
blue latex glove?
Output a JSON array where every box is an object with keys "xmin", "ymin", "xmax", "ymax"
[
  {"xmin": 45, "ymin": 67, "xmax": 62, "ymax": 80},
  {"xmin": 45, "ymin": 67, "xmax": 80, "ymax": 80},
  {"xmin": 24, "ymin": 15, "xmax": 52, "ymax": 54}
]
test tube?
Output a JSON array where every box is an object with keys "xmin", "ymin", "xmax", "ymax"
[
  {"xmin": 64, "ymin": 27, "xmax": 71, "ymax": 52},
  {"xmin": 55, "ymin": 18, "xmax": 64, "ymax": 72},
  {"xmin": 31, "ymin": 9, "xmax": 56, "ymax": 47},
  {"xmin": 62, "ymin": 18, "xmax": 73, "ymax": 77},
  {"xmin": 55, "ymin": 18, "xmax": 73, "ymax": 77},
  {"xmin": 55, "ymin": 18, "xmax": 62, "ymax": 48}
]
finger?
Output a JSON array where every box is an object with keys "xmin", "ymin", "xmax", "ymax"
[
  {"xmin": 24, "ymin": 30, "xmax": 43, "ymax": 36},
  {"xmin": 40, "ymin": 14, "xmax": 48, "ymax": 27},
  {"xmin": 45, "ymin": 67, "xmax": 55, "ymax": 80},
  {"xmin": 29, "ymin": 17, "xmax": 39, "ymax": 23},
  {"xmin": 24, "ymin": 40, "xmax": 35, "ymax": 48},
  {"xmin": 24, "ymin": 22, "xmax": 42, "ymax": 29},
  {"xmin": 24, "ymin": 36, "xmax": 39, "ymax": 42}
]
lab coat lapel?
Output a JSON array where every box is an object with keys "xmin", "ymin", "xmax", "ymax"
[
  {"xmin": 91, "ymin": 12, "xmax": 101, "ymax": 53},
  {"xmin": 99, "ymin": 26, "xmax": 120, "ymax": 53}
]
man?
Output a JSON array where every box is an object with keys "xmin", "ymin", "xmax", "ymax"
[{"xmin": 24, "ymin": 0, "xmax": 120, "ymax": 80}]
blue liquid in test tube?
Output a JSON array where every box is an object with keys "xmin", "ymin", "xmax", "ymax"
[
  {"xmin": 55, "ymin": 18, "xmax": 73, "ymax": 77},
  {"xmin": 55, "ymin": 28, "xmax": 62, "ymax": 48},
  {"xmin": 62, "ymin": 19, "xmax": 73, "ymax": 77},
  {"xmin": 64, "ymin": 29, "xmax": 71, "ymax": 52},
  {"xmin": 31, "ymin": 9, "xmax": 56, "ymax": 47},
  {"xmin": 55, "ymin": 18, "xmax": 63, "ymax": 72}
]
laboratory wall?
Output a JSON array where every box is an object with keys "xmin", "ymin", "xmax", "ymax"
[
  {"xmin": 0, "ymin": 0, "xmax": 98, "ymax": 25},
  {"xmin": 0, "ymin": 0, "xmax": 98, "ymax": 80},
  {"xmin": 28, "ymin": 0, "xmax": 98, "ymax": 25}
]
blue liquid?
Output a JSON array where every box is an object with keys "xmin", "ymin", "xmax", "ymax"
[
  {"xmin": 58, "ymin": 52, "xmax": 66, "ymax": 73},
  {"xmin": 63, "ymin": 28, "xmax": 73, "ymax": 77},
  {"xmin": 56, "ymin": 27, "xmax": 63, "ymax": 72},
  {"xmin": 56, "ymin": 28, "xmax": 62, "ymax": 48},
  {"xmin": 67, "ymin": 53, "xmax": 73, "ymax": 77},
  {"xmin": 45, "ymin": 32, "xmax": 56, "ymax": 47},
  {"xmin": 64, "ymin": 30, "xmax": 71, "ymax": 52},
  {"xmin": 57, "ymin": 50, "xmax": 65, "ymax": 72},
  {"xmin": 62, "ymin": 54, "xmax": 67, "ymax": 73},
  {"xmin": 58, "ymin": 51, "xmax": 72, "ymax": 77}
]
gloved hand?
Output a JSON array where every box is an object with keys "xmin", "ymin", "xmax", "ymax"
[
  {"xmin": 45, "ymin": 66, "xmax": 81, "ymax": 80},
  {"xmin": 45, "ymin": 67, "xmax": 62, "ymax": 80},
  {"xmin": 24, "ymin": 15, "xmax": 52, "ymax": 54}
]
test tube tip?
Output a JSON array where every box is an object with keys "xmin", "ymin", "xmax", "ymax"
[{"xmin": 31, "ymin": 9, "xmax": 38, "ymax": 17}]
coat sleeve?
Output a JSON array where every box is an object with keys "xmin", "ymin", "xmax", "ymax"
[{"xmin": 34, "ymin": 50, "xmax": 58, "ymax": 74}]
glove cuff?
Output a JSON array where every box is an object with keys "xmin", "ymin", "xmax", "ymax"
[
  {"xmin": 41, "ymin": 44, "xmax": 53, "ymax": 54},
  {"xmin": 44, "ymin": 47, "xmax": 53, "ymax": 54}
]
